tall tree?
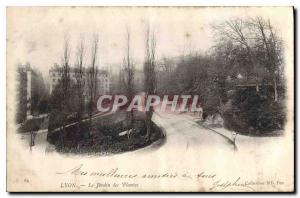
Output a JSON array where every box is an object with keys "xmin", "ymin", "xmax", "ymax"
[
  {"xmin": 60, "ymin": 36, "xmax": 71, "ymax": 147},
  {"xmin": 143, "ymin": 24, "xmax": 157, "ymax": 141},
  {"xmin": 250, "ymin": 17, "xmax": 283, "ymax": 101},
  {"xmin": 74, "ymin": 37, "xmax": 85, "ymax": 136},
  {"xmin": 122, "ymin": 27, "xmax": 135, "ymax": 138},
  {"xmin": 87, "ymin": 34, "xmax": 99, "ymax": 134},
  {"xmin": 213, "ymin": 18, "xmax": 260, "ymax": 92}
]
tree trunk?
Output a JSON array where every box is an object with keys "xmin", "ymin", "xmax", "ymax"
[
  {"xmin": 273, "ymin": 76, "xmax": 278, "ymax": 102},
  {"xmin": 145, "ymin": 111, "xmax": 152, "ymax": 141},
  {"xmin": 126, "ymin": 110, "xmax": 134, "ymax": 140},
  {"xmin": 88, "ymin": 113, "xmax": 92, "ymax": 138},
  {"xmin": 130, "ymin": 109, "xmax": 134, "ymax": 126},
  {"xmin": 146, "ymin": 118, "xmax": 151, "ymax": 141},
  {"xmin": 255, "ymin": 76, "xmax": 259, "ymax": 93}
]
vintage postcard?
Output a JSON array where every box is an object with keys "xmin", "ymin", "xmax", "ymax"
[{"xmin": 7, "ymin": 6, "xmax": 294, "ymax": 192}]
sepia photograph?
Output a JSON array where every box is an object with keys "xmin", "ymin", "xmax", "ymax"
[{"xmin": 6, "ymin": 6, "xmax": 294, "ymax": 192}]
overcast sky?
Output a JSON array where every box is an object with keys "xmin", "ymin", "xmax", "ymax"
[{"xmin": 7, "ymin": 7, "xmax": 292, "ymax": 78}]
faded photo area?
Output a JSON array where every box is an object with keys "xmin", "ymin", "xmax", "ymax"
[{"xmin": 7, "ymin": 7, "xmax": 294, "ymax": 192}]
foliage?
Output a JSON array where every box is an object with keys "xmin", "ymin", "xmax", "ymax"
[
  {"xmin": 223, "ymin": 86, "xmax": 286, "ymax": 135},
  {"xmin": 47, "ymin": 112, "xmax": 165, "ymax": 154},
  {"xmin": 156, "ymin": 17, "xmax": 286, "ymax": 136}
]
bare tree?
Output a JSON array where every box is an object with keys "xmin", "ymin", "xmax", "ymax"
[
  {"xmin": 143, "ymin": 24, "xmax": 157, "ymax": 141},
  {"xmin": 268, "ymin": 20, "xmax": 283, "ymax": 102},
  {"xmin": 213, "ymin": 19, "xmax": 260, "ymax": 92},
  {"xmin": 60, "ymin": 36, "xmax": 71, "ymax": 147},
  {"xmin": 122, "ymin": 27, "xmax": 135, "ymax": 139},
  {"xmin": 87, "ymin": 34, "xmax": 99, "ymax": 135},
  {"xmin": 250, "ymin": 17, "xmax": 283, "ymax": 101},
  {"xmin": 74, "ymin": 37, "xmax": 85, "ymax": 139}
]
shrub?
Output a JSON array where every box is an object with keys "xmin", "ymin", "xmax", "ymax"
[{"xmin": 223, "ymin": 85, "xmax": 286, "ymax": 136}]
